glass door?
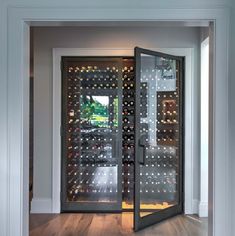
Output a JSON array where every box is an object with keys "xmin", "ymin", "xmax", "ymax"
[
  {"xmin": 61, "ymin": 57, "xmax": 123, "ymax": 212},
  {"xmin": 134, "ymin": 47, "xmax": 184, "ymax": 230}
]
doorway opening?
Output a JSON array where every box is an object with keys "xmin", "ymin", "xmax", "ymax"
[
  {"xmin": 60, "ymin": 53, "xmax": 184, "ymax": 223},
  {"xmin": 29, "ymin": 23, "xmax": 210, "ymax": 234}
]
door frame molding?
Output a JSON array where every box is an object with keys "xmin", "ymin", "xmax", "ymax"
[
  {"xmin": 4, "ymin": 6, "xmax": 230, "ymax": 236},
  {"xmin": 51, "ymin": 47, "xmax": 195, "ymax": 214}
]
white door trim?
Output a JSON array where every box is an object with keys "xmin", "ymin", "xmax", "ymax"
[
  {"xmin": 4, "ymin": 6, "xmax": 230, "ymax": 236},
  {"xmin": 51, "ymin": 47, "xmax": 195, "ymax": 214}
]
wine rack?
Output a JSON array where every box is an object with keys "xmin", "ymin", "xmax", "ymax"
[
  {"xmin": 61, "ymin": 56, "xmax": 182, "ymax": 212},
  {"xmin": 121, "ymin": 59, "xmax": 135, "ymax": 209},
  {"xmin": 61, "ymin": 58, "xmax": 123, "ymax": 210},
  {"xmin": 138, "ymin": 55, "xmax": 181, "ymax": 210}
]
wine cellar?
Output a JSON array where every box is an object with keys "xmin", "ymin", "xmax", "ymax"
[{"xmin": 61, "ymin": 52, "xmax": 183, "ymax": 214}]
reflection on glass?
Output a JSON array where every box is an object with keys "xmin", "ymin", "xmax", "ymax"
[
  {"xmin": 139, "ymin": 54, "xmax": 180, "ymax": 216},
  {"xmin": 65, "ymin": 61, "xmax": 120, "ymax": 203}
]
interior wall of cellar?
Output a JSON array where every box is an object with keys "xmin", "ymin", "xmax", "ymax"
[{"xmin": 32, "ymin": 26, "xmax": 201, "ymax": 212}]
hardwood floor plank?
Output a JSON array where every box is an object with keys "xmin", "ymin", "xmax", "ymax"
[
  {"xmin": 86, "ymin": 214, "xmax": 105, "ymax": 236},
  {"xmin": 120, "ymin": 213, "xmax": 134, "ymax": 235},
  {"xmin": 29, "ymin": 213, "xmax": 207, "ymax": 236}
]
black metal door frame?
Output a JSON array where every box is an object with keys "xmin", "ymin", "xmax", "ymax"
[
  {"xmin": 60, "ymin": 52, "xmax": 184, "ymax": 220},
  {"xmin": 61, "ymin": 57, "xmax": 123, "ymax": 212},
  {"xmin": 134, "ymin": 47, "xmax": 185, "ymax": 231}
]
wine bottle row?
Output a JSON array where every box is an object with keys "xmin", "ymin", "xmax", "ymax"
[{"xmin": 121, "ymin": 61, "xmax": 136, "ymax": 206}]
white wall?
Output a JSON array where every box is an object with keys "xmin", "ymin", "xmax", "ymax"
[
  {"xmin": 230, "ymin": 3, "xmax": 235, "ymax": 236},
  {"xmin": 33, "ymin": 26, "xmax": 201, "ymax": 209},
  {"xmin": 0, "ymin": 2, "xmax": 8, "ymax": 236},
  {"xmin": 0, "ymin": 0, "xmax": 232, "ymax": 235},
  {"xmin": 1, "ymin": 0, "xmax": 232, "ymax": 8},
  {"xmin": 199, "ymin": 36, "xmax": 209, "ymax": 217}
]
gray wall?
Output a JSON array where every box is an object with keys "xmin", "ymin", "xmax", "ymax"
[{"xmin": 33, "ymin": 26, "xmax": 201, "ymax": 204}]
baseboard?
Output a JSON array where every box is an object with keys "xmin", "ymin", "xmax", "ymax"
[
  {"xmin": 199, "ymin": 201, "xmax": 208, "ymax": 217},
  {"xmin": 31, "ymin": 198, "xmax": 52, "ymax": 213},
  {"xmin": 192, "ymin": 199, "xmax": 199, "ymax": 214}
]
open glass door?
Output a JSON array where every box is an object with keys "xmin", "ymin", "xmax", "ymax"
[{"xmin": 134, "ymin": 47, "xmax": 184, "ymax": 231}]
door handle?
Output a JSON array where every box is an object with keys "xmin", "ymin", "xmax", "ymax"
[
  {"xmin": 138, "ymin": 134, "xmax": 148, "ymax": 165},
  {"xmin": 139, "ymin": 145, "xmax": 146, "ymax": 165}
]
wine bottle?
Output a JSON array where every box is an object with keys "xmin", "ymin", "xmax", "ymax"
[{"xmin": 123, "ymin": 117, "xmax": 129, "ymax": 123}]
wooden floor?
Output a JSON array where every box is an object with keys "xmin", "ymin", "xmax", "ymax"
[{"xmin": 29, "ymin": 213, "xmax": 207, "ymax": 236}]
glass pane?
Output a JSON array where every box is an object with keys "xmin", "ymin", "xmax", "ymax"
[
  {"xmin": 64, "ymin": 60, "xmax": 121, "ymax": 203},
  {"xmin": 138, "ymin": 54, "xmax": 180, "ymax": 217}
]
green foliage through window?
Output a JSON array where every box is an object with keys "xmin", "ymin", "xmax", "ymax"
[{"xmin": 80, "ymin": 95, "xmax": 118, "ymax": 128}]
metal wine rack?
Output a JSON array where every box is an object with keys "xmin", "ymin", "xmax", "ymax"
[
  {"xmin": 121, "ymin": 59, "xmax": 135, "ymax": 209},
  {"xmin": 138, "ymin": 55, "xmax": 181, "ymax": 209},
  {"xmin": 61, "ymin": 56, "xmax": 182, "ymax": 212}
]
